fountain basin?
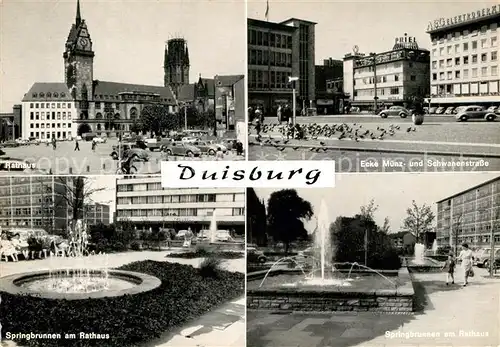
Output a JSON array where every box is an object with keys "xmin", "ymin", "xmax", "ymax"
[
  {"xmin": 0, "ymin": 269, "xmax": 162, "ymax": 300},
  {"xmin": 405, "ymin": 257, "xmax": 445, "ymax": 273},
  {"xmin": 247, "ymin": 268, "xmax": 414, "ymax": 313}
]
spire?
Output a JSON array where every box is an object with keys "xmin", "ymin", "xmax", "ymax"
[
  {"xmin": 76, "ymin": 0, "xmax": 82, "ymax": 26},
  {"xmin": 184, "ymin": 46, "xmax": 190, "ymax": 65}
]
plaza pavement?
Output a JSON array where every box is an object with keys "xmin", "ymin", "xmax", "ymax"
[
  {"xmin": 247, "ymin": 268, "xmax": 500, "ymax": 347},
  {"xmin": 0, "ymin": 250, "xmax": 245, "ymax": 347},
  {"xmin": 0, "ymin": 139, "xmax": 244, "ymax": 175}
]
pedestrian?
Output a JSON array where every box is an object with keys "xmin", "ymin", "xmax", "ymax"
[
  {"xmin": 215, "ymin": 147, "xmax": 224, "ymax": 160},
  {"xmin": 236, "ymin": 141, "xmax": 243, "ymax": 156},
  {"xmin": 74, "ymin": 137, "xmax": 80, "ymax": 151},
  {"xmin": 445, "ymin": 252, "xmax": 455, "ymax": 285},
  {"xmin": 52, "ymin": 137, "xmax": 57, "ymax": 150},
  {"xmin": 277, "ymin": 104, "xmax": 282, "ymax": 124},
  {"xmin": 255, "ymin": 117, "xmax": 261, "ymax": 136},
  {"xmin": 91, "ymin": 138, "xmax": 96, "ymax": 152},
  {"xmin": 458, "ymin": 243, "xmax": 474, "ymax": 286}
]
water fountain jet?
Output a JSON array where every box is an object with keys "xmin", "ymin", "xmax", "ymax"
[{"xmin": 209, "ymin": 210, "xmax": 217, "ymax": 244}]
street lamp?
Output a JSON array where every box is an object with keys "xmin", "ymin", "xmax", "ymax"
[
  {"xmin": 288, "ymin": 76, "xmax": 299, "ymax": 126},
  {"xmin": 370, "ymin": 53, "xmax": 378, "ymax": 112}
]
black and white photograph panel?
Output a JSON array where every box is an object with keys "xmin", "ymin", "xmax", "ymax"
[
  {"xmin": 0, "ymin": 175, "xmax": 245, "ymax": 346},
  {"xmin": 0, "ymin": 0, "xmax": 246, "ymax": 176},
  {"xmin": 247, "ymin": 0, "xmax": 500, "ymax": 172},
  {"xmin": 246, "ymin": 173, "xmax": 500, "ymax": 347}
]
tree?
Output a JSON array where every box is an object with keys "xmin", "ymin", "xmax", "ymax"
[
  {"xmin": 360, "ymin": 199, "xmax": 379, "ymax": 221},
  {"xmin": 266, "ymin": 189, "xmax": 313, "ymax": 254},
  {"xmin": 140, "ymin": 104, "xmax": 180, "ymax": 135},
  {"xmin": 379, "ymin": 217, "xmax": 391, "ymax": 234},
  {"xmin": 402, "ymin": 200, "xmax": 435, "ymax": 243}
]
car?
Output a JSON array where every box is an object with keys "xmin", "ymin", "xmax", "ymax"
[
  {"xmin": 428, "ymin": 107, "xmax": 437, "ymax": 114},
  {"xmin": 93, "ymin": 137, "xmax": 107, "ymax": 143},
  {"xmin": 444, "ymin": 107, "xmax": 456, "ymax": 115},
  {"xmin": 192, "ymin": 140, "xmax": 226, "ymax": 155},
  {"xmin": 486, "ymin": 106, "xmax": 498, "ymax": 113},
  {"xmin": 181, "ymin": 136, "xmax": 199, "ymax": 144},
  {"xmin": 164, "ymin": 142, "xmax": 201, "ymax": 157},
  {"xmin": 110, "ymin": 143, "xmax": 149, "ymax": 161},
  {"xmin": 28, "ymin": 137, "xmax": 40, "ymax": 145},
  {"xmin": 247, "ymin": 247, "xmax": 267, "ymax": 263},
  {"xmin": 145, "ymin": 138, "xmax": 172, "ymax": 152},
  {"xmin": 196, "ymin": 229, "xmax": 211, "ymax": 241},
  {"xmin": 1, "ymin": 140, "xmax": 19, "ymax": 148},
  {"xmin": 475, "ymin": 248, "xmax": 500, "ymax": 268},
  {"xmin": 434, "ymin": 107, "xmax": 446, "ymax": 114},
  {"xmin": 15, "ymin": 138, "xmax": 29, "ymax": 146},
  {"xmin": 455, "ymin": 105, "xmax": 497, "ymax": 122},
  {"xmin": 378, "ymin": 106, "xmax": 409, "ymax": 118},
  {"xmin": 221, "ymin": 138, "xmax": 238, "ymax": 151}
]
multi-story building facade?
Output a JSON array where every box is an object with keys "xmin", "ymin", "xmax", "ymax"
[
  {"xmin": 0, "ymin": 104, "xmax": 22, "ymax": 141},
  {"xmin": 21, "ymin": 84, "xmax": 78, "ymax": 140},
  {"xmin": 115, "ymin": 176, "xmax": 245, "ymax": 235},
  {"xmin": 316, "ymin": 58, "xmax": 346, "ymax": 114},
  {"xmin": 345, "ymin": 34, "xmax": 430, "ymax": 110},
  {"xmin": 436, "ymin": 176, "xmax": 500, "ymax": 249},
  {"xmin": 427, "ymin": 5, "xmax": 500, "ymax": 106},
  {"xmin": 247, "ymin": 17, "xmax": 316, "ymax": 115},
  {"xmin": 0, "ymin": 176, "xmax": 73, "ymax": 232},
  {"xmin": 84, "ymin": 203, "xmax": 111, "ymax": 225}
]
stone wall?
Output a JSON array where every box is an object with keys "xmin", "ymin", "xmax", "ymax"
[{"xmin": 247, "ymin": 266, "xmax": 415, "ymax": 313}]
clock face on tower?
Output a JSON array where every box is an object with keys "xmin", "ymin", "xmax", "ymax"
[{"xmin": 79, "ymin": 38, "xmax": 89, "ymax": 48}]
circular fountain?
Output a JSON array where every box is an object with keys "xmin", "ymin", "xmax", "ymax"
[{"xmin": 0, "ymin": 220, "xmax": 161, "ymax": 300}]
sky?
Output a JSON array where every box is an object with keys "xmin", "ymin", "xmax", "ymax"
[
  {"xmin": 248, "ymin": 0, "xmax": 497, "ymax": 63},
  {"xmin": 255, "ymin": 172, "xmax": 500, "ymax": 234},
  {"xmin": 0, "ymin": 0, "xmax": 245, "ymax": 112}
]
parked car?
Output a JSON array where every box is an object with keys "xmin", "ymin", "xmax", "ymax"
[
  {"xmin": 181, "ymin": 136, "xmax": 199, "ymax": 144},
  {"xmin": 378, "ymin": 106, "xmax": 409, "ymax": 118},
  {"xmin": 192, "ymin": 140, "xmax": 226, "ymax": 155},
  {"xmin": 215, "ymin": 230, "xmax": 233, "ymax": 242},
  {"xmin": 93, "ymin": 136, "xmax": 107, "ymax": 143},
  {"xmin": 164, "ymin": 142, "xmax": 201, "ymax": 157},
  {"xmin": 28, "ymin": 137, "xmax": 40, "ymax": 145},
  {"xmin": 474, "ymin": 248, "xmax": 500, "ymax": 268},
  {"xmin": 486, "ymin": 106, "xmax": 498, "ymax": 113},
  {"xmin": 145, "ymin": 138, "xmax": 172, "ymax": 152},
  {"xmin": 110, "ymin": 143, "xmax": 149, "ymax": 161},
  {"xmin": 444, "ymin": 106, "xmax": 456, "ymax": 115},
  {"xmin": 428, "ymin": 107, "xmax": 437, "ymax": 114},
  {"xmin": 455, "ymin": 105, "xmax": 497, "ymax": 122},
  {"xmin": 247, "ymin": 246, "xmax": 267, "ymax": 263},
  {"xmin": 15, "ymin": 138, "xmax": 29, "ymax": 146}
]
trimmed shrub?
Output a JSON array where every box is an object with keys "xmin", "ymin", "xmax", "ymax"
[
  {"xmin": 199, "ymin": 256, "xmax": 223, "ymax": 278},
  {"xmin": 130, "ymin": 241, "xmax": 141, "ymax": 251}
]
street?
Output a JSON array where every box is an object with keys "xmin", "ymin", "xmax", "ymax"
[
  {"xmin": 0, "ymin": 138, "xmax": 244, "ymax": 175},
  {"xmin": 249, "ymin": 114, "xmax": 500, "ymax": 172}
]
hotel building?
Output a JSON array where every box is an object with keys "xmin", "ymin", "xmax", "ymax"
[
  {"xmin": 436, "ymin": 176, "xmax": 500, "ymax": 249},
  {"xmin": 427, "ymin": 5, "xmax": 500, "ymax": 106},
  {"xmin": 247, "ymin": 17, "xmax": 316, "ymax": 115},
  {"xmin": 85, "ymin": 203, "xmax": 111, "ymax": 225},
  {"xmin": 345, "ymin": 34, "xmax": 430, "ymax": 110},
  {"xmin": 115, "ymin": 176, "xmax": 245, "ymax": 235}
]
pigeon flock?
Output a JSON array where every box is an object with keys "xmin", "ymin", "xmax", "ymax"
[{"xmin": 250, "ymin": 122, "xmax": 417, "ymax": 152}]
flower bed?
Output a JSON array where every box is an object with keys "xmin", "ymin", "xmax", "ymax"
[
  {"xmin": 166, "ymin": 250, "xmax": 244, "ymax": 259},
  {"xmin": 0, "ymin": 260, "xmax": 244, "ymax": 347}
]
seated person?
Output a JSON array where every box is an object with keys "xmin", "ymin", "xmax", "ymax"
[
  {"xmin": 11, "ymin": 233, "xmax": 29, "ymax": 259},
  {"xmin": 0, "ymin": 233, "xmax": 18, "ymax": 262}
]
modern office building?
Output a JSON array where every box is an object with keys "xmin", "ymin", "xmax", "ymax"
[
  {"xmin": 247, "ymin": 17, "xmax": 316, "ymax": 115},
  {"xmin": 344, "ymin": 34, "xmax": 430, "ymax": 110},
  {"xmin": 0, "ymin": 176, "xmax": 73, "ymax": 232},
  {"xmin": 85, "ymin": 203, "xmax": 111, "ymax": 225},
  {"xmin": 427, "ymin": 5, "xmax": 500, "ymax": 106},
  {"xmin": 115, "ymin": 176, "xmax": 245, "ymax": 235},
  {"xmin": 436, "ymin": 176, "xmax": 500, "ymax": 249}
]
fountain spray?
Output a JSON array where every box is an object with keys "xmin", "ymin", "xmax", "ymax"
[
  {"xmin": 209, "ymin": 210, "xmax": 217, "ymax": 244},
  {"xmin": 318, "ymin": 199, "xmax": 330, "ymax": 282}
]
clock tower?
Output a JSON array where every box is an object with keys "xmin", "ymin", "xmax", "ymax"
[{"xmin": 63, "ymin": 0, "xmax": 94, "ymax": 118}]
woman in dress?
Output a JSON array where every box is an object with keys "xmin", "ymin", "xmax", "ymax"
[
  {"xmin": 458, "ymin": 243, "xmax": 473, "ymax": 286},
  {"xmin": 0, "ymin": 232, "xmax": 18, "ymax": 262},
  {"xmin": 11, "ymin": 233, "xmax": 29, "ymax": 260}
]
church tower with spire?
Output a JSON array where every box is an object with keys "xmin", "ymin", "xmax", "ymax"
[
  {"xmin": 63, "ymin": 0, "xmax": 94, "ymax": 118},
  {"xmin": 164, "ymin": 38, "xmax": 190, "ymax": 98}
]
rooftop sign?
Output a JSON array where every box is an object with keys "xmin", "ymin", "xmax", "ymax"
[{"xmin": 427, "ymin": 5, "xmax": 500, "ymax": 32}]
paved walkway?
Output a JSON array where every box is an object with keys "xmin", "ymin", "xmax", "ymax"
[
  {"xmin": 0, "ymin": 251, "xmax": 245, "ymax": 347},
  {"xmin": 247, "ymin": 268, "xmax": 499, "ymax": 347}
]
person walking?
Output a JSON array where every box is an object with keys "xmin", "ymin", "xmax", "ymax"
[
  {"xmin": 277, "ymin": 104, "xmax": 282, "ymax": 124},
  {"xmin": 52, "ymin": 137, "xmax": 57, "ymax": 150},
  {"xmin": 74, "ymin": 137, "xmax": 80, "ymax": 151},
  {"xmin": 91, "ymin": 138, "xmax": 96, "ymax": 152},
  {"xmin": 458, "ymin": 243, "xmax": 474, "ymax": 286},
  {"xmin": 445, "ymin": 252, "xmax": 456, "ymax": 285}
]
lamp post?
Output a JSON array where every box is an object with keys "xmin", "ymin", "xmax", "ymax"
[
  {"xmin": 370, "ymin": 52, "xmax": 378, "ymax": 112},
  {"xmin": 289, "ymin": 76, "xmax": 299, "ymax": 126}
]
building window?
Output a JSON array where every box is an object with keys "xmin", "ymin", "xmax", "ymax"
[
  {"xmin": 492, "ymin": 36, "xmax": 498, "ymax": 46},
  {"xmin": 447, "ymin": 46, "xmax": 452, "ymax": 54},
  {"xmin": 455, "ymin": 70, "xmax": 460, "ymax": 79},
  {"xmin": 439, "ymin": 60, "xmax": 444, "ymax": 68},
  {"xmin": 472, "ymin": 55, "xmax": 478, "ymax": 63},
  {"xmin": 472, "ymin": 68, "xmax": 478, "ymax": 77},
  {"xmin": 463, "ymin": 56, "xmax": 469, "ymax": 64},
  {"xmin": 432, "ymin": 73, "xmax": 437, "ymax": 81},
  {"xmin": 390, "ymin": 87, "xmax": 399, "ymax": 95},
  {"xmin": 447, "ymin": 71, "xmax": 452, "ymax": 80},
  {"xmin": 463, "ymin": 42, "xmax": 468, "ymax": 51},
  {"xmin": 481, "ymin": 53, "xmax": 487, "ymax": 62},
  {"xmin": 481, "ymin": 67, "xmax": 488, "ymax": 77},
  {"xmin": 472, "ymin": 41, "xmax": 477, "ymax": 50},
  {"xmin": 480, "ymin": 25, "xmax": 487, "ymax": 34},
  {"xmin": 67, "ymin": 103, "xmax": 71, "ymax": 108},
  {"xmin": 30, "ymin": 112, "xmax": 34, "ymax": 120},
  {"xmin": 432, "ymin": 61, "xmax": 437, "ymax": 69},
  {"xmin": 455, "ymin": 57, "xmax": 460, "ymax": 66},
  {"xmin": 491, "ymin": 23, "xmax": 498, "ymax": 31},
  {"xmin": 439, "ymin": 72, "xmax": 445, "ymax": 80},
  {"xmin": 463, "ymin": 69, "xmax": 469, "ymax": 78},
  {"xmin": 394, "ymin": 74, "xmax": 399, "ymax": 82},
  {"xmin": 439, "ymin": 47, "xmax": 444, "ymax": 56},
  {"xmin": 481, "ymin": 39, "xmax": 488, "ymax": 48},
  {"xmin": 95, "ymin": 102, "xmax": 101, "ymax": 109},
  {"xmin": 432, "ymin": 48, "xmax": 437, "ymax": 56},
  {"xmin": 446, "ymin": 58, "xmax": 452, "ymax": 67},
  {"xmin": 492, "ymin": 51, "xmax": 498, "ymax": 61},
  {"xmin": 492, "ymin": 66, "xmax": 498, "ymax": 76}
]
